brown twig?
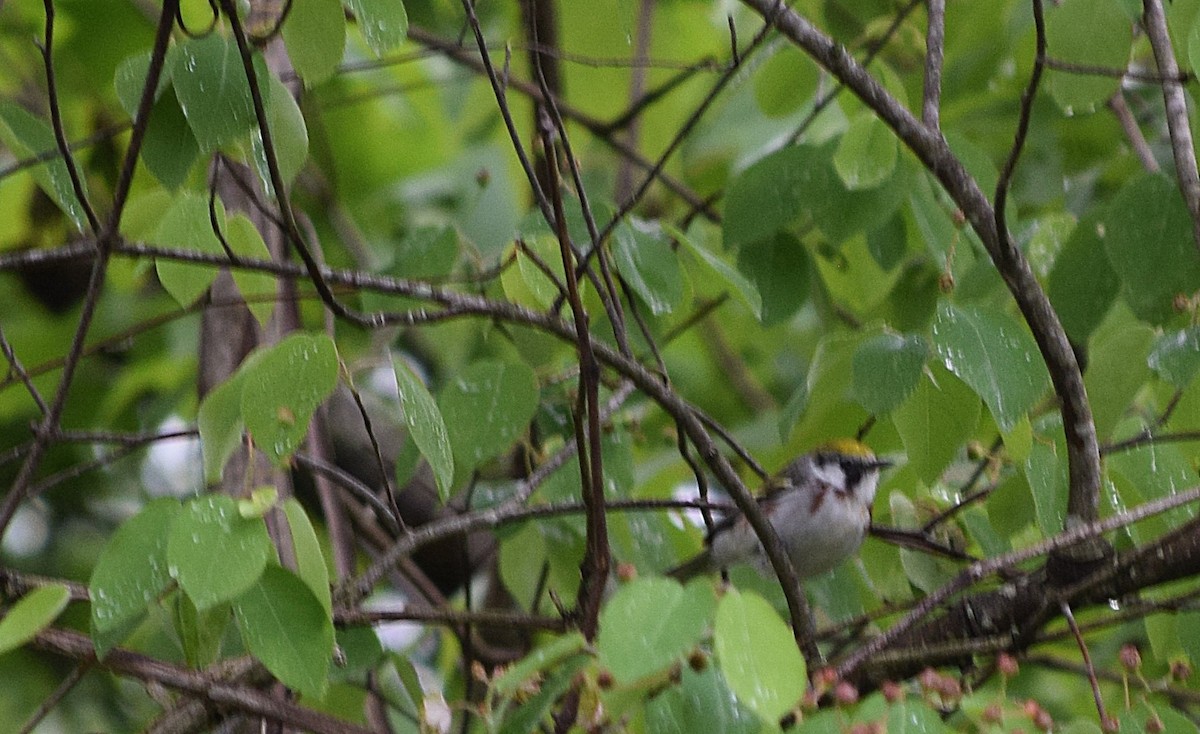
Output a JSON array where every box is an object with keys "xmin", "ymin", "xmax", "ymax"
[
  {"xmin": 922, "ymin": 0, "xmax": 945, "ymax": 129},
  {"xmin": 1143, "ymin": 0, "xmax": 1200, "ymax": 255},
  {"xmin": 1061, "ymin": 601, "xmax": 1112, "ymax": 727}
]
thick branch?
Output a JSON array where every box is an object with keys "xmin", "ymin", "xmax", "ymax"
[{"xmin": 32, "ymin": 628, "xmax": 373, "ymax": 734}]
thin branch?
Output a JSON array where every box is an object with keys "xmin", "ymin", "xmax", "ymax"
[
  {"xmin": 539, "ymin": 116, "xmax": 610, "ymax": 641},
  {"xmin": 1143, "ymin": 0, "xmax": 1200, "ymax": 255},
  {"xmin": 1061, "ymin": 601, "xmax": 1111, "ymax": 727},
  {"xmin": 1108, "ymin": 90, "xmax": 1160, "ymax": 172},
  {"xmin": 406, "ymin": 25, "xmax": 717, "ymax": 219},
  {"xmin": 922, "ymin": 0, "xmax": 945, "ymax": 129},
  {"xmin": 0, "ymin": 325, "xmax": 48, "ymax": 415},
  {"xmin": 36, "ymin": 0, "xmax": 99, "ymax": 233}
]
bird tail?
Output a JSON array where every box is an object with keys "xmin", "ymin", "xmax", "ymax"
[{"xmin": 666, "ymin": 550, "xmax": 715, "ymax": 582}]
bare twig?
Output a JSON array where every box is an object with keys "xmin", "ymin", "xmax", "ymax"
[
  {"xmin": 922, "ymin": 0, "xmax": 945, "ymax": 129},
  {"xmin": 1060, "ymin": 601, "xmax": 1112, "ymax": 727},
  {"xmin": 1143, "ymin": 0, "xmax": 1200, "ymax": 254},
  {"xmin": 1108, "ymin": 90, "xmax": 1160, "ymax": 172}
]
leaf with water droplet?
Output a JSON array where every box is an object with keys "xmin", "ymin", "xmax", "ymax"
[
  {"xmin": 931, "ymin": 301, "xmax": 1049, "ymax": 432},
  {"xmin": 392, "ymin": 355, "xmax": 454, "ymax": 502},
  {"xmin": 597, "ymin": 577, "xmax": 714, "ymax": 684},
  {"xmin": 240, "ymin": 333, "xmax": 339, "ymax": 466},
  {"xmin": 1148, "ymin": 327, "xmax": 1200, "ymax": 388},
  {"xmin": 153, "ymin": 192, "xmax": 227, "ymax": 307},
  {"xmin": 345, "ymin": 0, "xmax": 408, "ymax": 56},
  {"xmin": 713, "ymin": 588, "xmax": 806, "ymax": 722},
  {"xmin": 168, "ymin": 495, "xmax": 273, "ymax": 610},
  {"xmin": 439, "ymin": 360, "xmax": 539, "ymax": 483},
  {"xmin": 89, "ymin": 499, "xmax": 180, "ymax": 657},
  {"xmin": 851, "ymin": 332, "xmax": 928, "ymax": 415},
  {"xmin": 171, "ymin": 34, "xmax": 262, "ymax": 149},
  {"xmin": 234, "ymin": 565, "xmax": 333, "ymax": 698},
  {"xmin": 0, "ymin": 102, "xmax": 92, "ymax": 231}
]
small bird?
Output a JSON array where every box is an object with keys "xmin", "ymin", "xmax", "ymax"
[{"xmin": 669, "ymin": 439, "xmax": 892, "ymax": 582}]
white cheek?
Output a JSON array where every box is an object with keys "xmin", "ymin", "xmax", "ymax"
[
  {"xmin": 857, "ymin": 472, "xmax": 880, "ymax": 505},
  {"xmin": 812, "ymin": 462, "xmax": 845, "ymax": 487}
]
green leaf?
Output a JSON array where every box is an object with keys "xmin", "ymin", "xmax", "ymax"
[
  {"xmin": 736, "ymin": 231, "xmax": 811, "ymax": 326},
  {"xmin": 282, "ymin": 498, "xmax": 331, "ymax": 614},
  {"xmin": 931, "ymin": 301, "xmax": 1049, "ymax": 432},
  {"xmin": 753, "ymin": 43, "xmax": 820, "ymax": 118},
  {"xmin": 670, "ymin": 222, "xmax": 762, "ymax": 319},
  {"xmin": 391, "ymin": 226, "xmax": 460, "ymax": 280},
  {"xmin": 0, "ymin": 102, "xmax": 91, "ymax": 230},
  {"xmin": 892, "ymin": 363, "xmax": 981, "ymax": 484},
  {"xmin": 283, "ymin": 0, "xmax": 347, "ymax": 84},
  {"xmin": 723, "ymin": 145, "xmax": 812, "ymax": 249},
  {"xmin": 1047, "ymin": 211, "xmax": 1119, "ymax": 343},
  {"xmin": 713, "ymin": 588, "xmax": 805, "ymax": 722},
  {"xmin": 224, "ymin": 213, "xmax": 277, "ymax": 326},
  {"xmin": 89, "ymin": 498, "xmax": 180, "ymax": 656},
  {"xmin": 614, "ymin": 217, "xmax": 684, "ymax": 316},
  {"xmin": 113, "ymin": 50, "xmax": 172, "ymax": 116},
  {"xmin": 139, "ymin": 92, "xmax": 201, "ymax": 190},
  {"xmin": 498, "ymin": 654, "xmax": 590, "ymax": 734},
  {"xmin": 153, "ymin": 192, "xmax": 225, "ymax": 307},
  {"xmin": 851, "ymin": 333, "xmax": 928, "ymax": 415},
  {"xmin": 197, "ymin": 369, "xmax": 248, "ymax": 484},
  {"xmin": 502, "ymin": 235, "xmax": 565, "ymax": 309},
  {"xmin": 114, "ymin": 51, "xmax": 198, "ymax": 189},
  {"xmin": 597, "ymin": 578, "xmax": 714, "ymax": 683},
  {"xmin": 790, "ymin": 332, "xmax": 870, "ymax": 442},
  {"xmin": 240, "ymin": 333, "xmax": 339, "ymax": 466},
  {"xmin": 1084, "ymin": 309, "xmax": 1154, "ymax": 441},
  {"xmin": 891, "ymin": 492, "xmax": 958, "ymax": 592},
  {"xmin": 233, "ymin": 565, "xmax": 333, "ymax": 698},
  {"xmin": 834, "ymin": 114, "xmax": 897, "ymax": 190},
  {"xmin": 725, "ymin": 144, "xmax": 906, "ymax": 248},
  {"xmin": 1149, "ymin": 327, "xmax": 1200, "ymax": 387},
  {"xmin": 644, "ymin": 666, "xmax": 760, "ymax": 734},
  {"xmin": 172, "ymin": 34, "xmax": 258, "ymax": 149},
  {"xmin": 0, "ymin": 585, "xmax": 70, "ymax": 656},
  {"xmin": 237, "ymin": 485, "xmax": 279, "ymax": 519},
  {"xmin": 346, "ymin": 0, "xmax": 409, "ymax": 56},
  {"xmin": 168, "ymin": 495, "xmax": 273, "ymax": 610},
  {"xmin": 1024, "ymin": 436, "xmax": 1067, "ymax": 536},
  {"xmin": 439, "ymin": 360, "xmax": 539, "ymax": 478},
  {"xmin": 392, "ymin": 356, "xmax": 455, "ymax": 501},
  {"xmin": 251, "ymin": 73, "xmax": 309, "ymax": 191},
  {"xmin": 1045, "ymin": 0, "xmax": 1132, "ymax": 113},
  {"xmin": 173, "ymin": 594, "xmax": 230, "ymax": 668},
  {"xmin": 492, "ymin": 632, "xmax": 588, "ymax": 698},
  {"xmin": 1104, "ymin": 174, "xmax": 1200, "ymax": 324},
  {"xmin": 886, "ymin": 697, "xmax": 953, "ymax": 733}
]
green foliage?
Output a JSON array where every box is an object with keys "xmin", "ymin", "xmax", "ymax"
[
  {"xmin": 0, "ymin": 584, "xmax": 69, "ymax": 655},
  {"xmin": 4, "ymin": 0, "xmax": 1200, "ymax": 731}
]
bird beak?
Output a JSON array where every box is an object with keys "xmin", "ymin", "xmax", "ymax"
[{"xmin": 868, "ymin": 457, "xmax": 894, "ymax": 471}]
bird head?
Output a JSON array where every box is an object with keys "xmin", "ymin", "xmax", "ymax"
[{"xmin": 810, "ymin": 439, "xmax": 892, "ymax": 505}]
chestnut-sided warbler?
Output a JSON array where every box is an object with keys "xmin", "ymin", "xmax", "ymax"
[{"xmin": 669, "ymin": 439, "xmax": 892, "ymax": 581}]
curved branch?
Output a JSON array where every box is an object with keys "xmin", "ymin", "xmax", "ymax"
[{"xmin": 737, "ymin": 0, "xmax": 1102, "ymax": 554}]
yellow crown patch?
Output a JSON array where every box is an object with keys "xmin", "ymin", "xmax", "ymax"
[{"xmin": 819, "ymin": 438, "xmax": 875, "ymax": 458}]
